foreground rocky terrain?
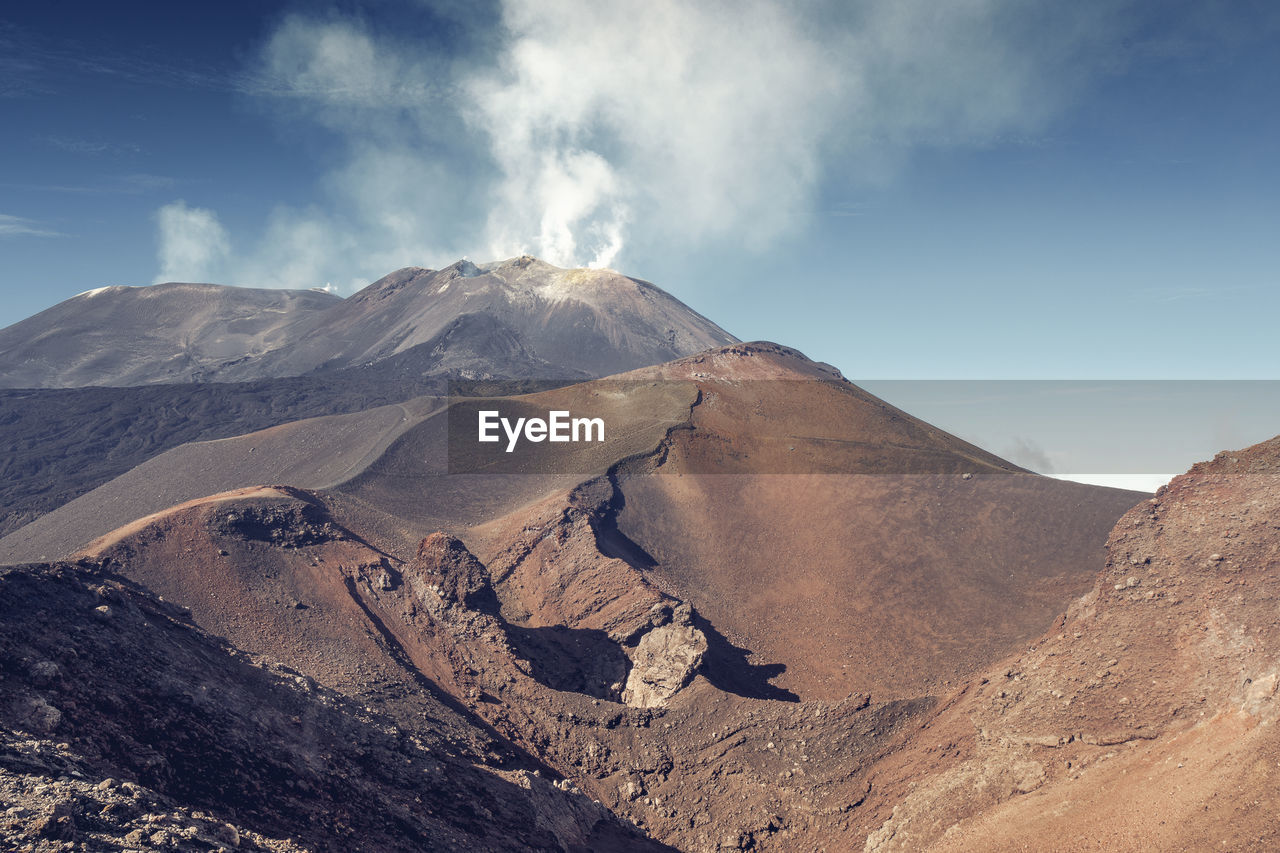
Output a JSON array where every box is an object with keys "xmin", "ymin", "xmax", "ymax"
[
  {"xmin": 2, "ymin": 340, "xmax": 1179, "ymax": 850},
  {"xmin": 4, "ymin": 259, "xmax": 1270, "ymax": 850},
  {"xmin": 6, "ymin": 426, "xmax": 1265, "ymax": 851},
  {"xmin": 856, "ymin": 437, "xmax": 1280, "ymax": 851},
  {"xmin": 0, "ymin": 560, "xmax": 665, "ymax": 852}
]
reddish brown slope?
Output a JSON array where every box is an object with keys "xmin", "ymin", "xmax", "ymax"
[
  {"xmin": 71, "ymin": 483, "xmax": 931, "ymax": 850},
  {"xmin": 857, "ymin": 436, "xmax": 1280, "ymax": 852},
  {"xmin": 604, "ymin": 344, "xmax": 1146, "ymax": 701},
  {"xmin": 77, "ymin": 487, "xmax": 430, "ymax": 697},
  {"xmin": 30, "ymin": 342, "xmax": 1153, "ymax": 851},
  {"xmin": 303, "ymin": 343, "xmax": 1143, "ymax": 703},
  {"xmin": 329, "ymin": 377, "xmax": 697, "ymax": 542}
]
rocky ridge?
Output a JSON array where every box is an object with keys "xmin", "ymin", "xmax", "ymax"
[
  {"xmin": 64, "ymin": 474, "xmax": 932, "ymax": 850},
  {"xmin": 856, "ymin": 437, "xmax": 1280, "ymax": 851}
]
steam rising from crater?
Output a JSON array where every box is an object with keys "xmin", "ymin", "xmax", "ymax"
[
  {"xmin": 153, "ymin": 0, "xmax": 1142, "ymax": 288},
  {"xmin": 463, "ymin": 0, "xmax": 836, "ymax": 269}
]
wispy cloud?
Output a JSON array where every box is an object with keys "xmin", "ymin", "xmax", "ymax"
[
  {"xmin": 243, "ymin": 15, "xmax": 451, "ymax": 110},
  {"xmin": 0, "ymin": 214, "xmax": 63, "ymax": 238},
  {"xmin": 39, "ymin": 135, "xmax": 143, "ymax": 156},
  {"xmin": 0, "ymin": 20, "xmax": 236, "ymax": 99},
  {"xmin": 15, "ymin": 173, "xmax": 176, "ymax": 195}
]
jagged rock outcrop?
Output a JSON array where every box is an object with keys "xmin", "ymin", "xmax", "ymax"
[
  {"xmin": 411, "ymin": 531, "xmax": 500, "ymax": 612},
  {"xmin": 623, "ymin": 603, "xmax": 708, "ymax": 708}
]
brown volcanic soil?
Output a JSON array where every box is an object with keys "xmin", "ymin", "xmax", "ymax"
[
  {"xmin": 599, "ymin": 344, "xmax": 1147, "ymax": 701},
  {"xmin": 27, "ymin": 342, "xmax": 1171, "ymax": 851},
  {"xmin": 78, "ymin": 486, "xmax": 466, "ymax": 702},
  {"xmin": 854, "ymin": 437, "xmax": 1280, "ymax": 852},
  {"xmin": 73, "ymin": 485, "xmax": 934, "ymax": 850},
  {"xmin": 619, "ymin": 470, "xmax": 1138, "ymax": 702},
  {"xmin": 334, "ymin": 378, "xmax": 698, "ymax": 535}
]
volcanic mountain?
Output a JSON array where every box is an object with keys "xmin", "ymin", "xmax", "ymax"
[
  {"xmin": 8, "ymin": 399, "xmax": 1274, "ymax": 850},
  {"xmin": 12, "ymin": 257, "xmax": 1254, "ymax": 850},
  {"xmin": 0, "ymin": 257, "xmax": 735, "ymax": 389},
  {"xmin": 1, "ymin": 340, "xmax": 1155, "ymax": 849},
  {"xmin": 216, "ymin": 257, "xmax": 737, "ymax": 383}
]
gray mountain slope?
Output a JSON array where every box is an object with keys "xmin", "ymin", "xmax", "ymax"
[
  {"xmin": 0, "ymin": 257, "xmax": 737, "ymax": 388},
  {"xmin": 0, "ymin": 397, "xmax": 442, "ymax": 564},
  {"xmin": 0, "ymin": 282, "xmax": 340, "ymax": 388}
]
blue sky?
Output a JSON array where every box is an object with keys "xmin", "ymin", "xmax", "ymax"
[{"xmin": 2, "ymin": 0, "xmax": 1279, "ymax": 382}]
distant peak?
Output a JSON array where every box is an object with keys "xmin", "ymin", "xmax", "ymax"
[
  {"xmin": 481, "ymin": 255, "xmax": 557, "ymax": 273},
  {"xmin": 445, "ymin": 259, "xmax": 482, "ymax": 278}
]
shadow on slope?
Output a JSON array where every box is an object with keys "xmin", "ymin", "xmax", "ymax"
[
  {"xmin": 694, "ymin": 614, "xmax": 800, "ymax": 703},
  {"xmin": 506, "ymin": 625, "xmax": 632, "ymax": 702}
]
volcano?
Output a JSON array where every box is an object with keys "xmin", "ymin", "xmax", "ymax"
[{"xmin": 6, "ymin": 257, "xmax": 1246, "ymax": 852}]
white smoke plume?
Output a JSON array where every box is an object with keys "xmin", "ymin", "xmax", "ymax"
[
  {"xmin": 462, "ymin": 0, "xmax": 845, "ymax": 268},
  {"xmin": 154, "ymin": 201, "xmax": 230, "ymax": 283},
  {"xmin": 154, "ymin": 0, "xmax": 1143, "ymax": 287}
]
